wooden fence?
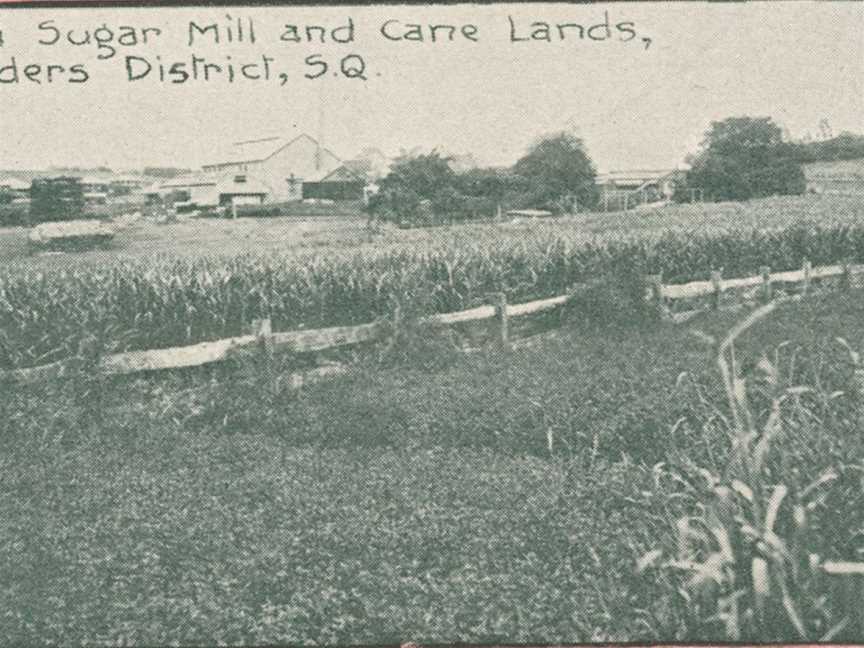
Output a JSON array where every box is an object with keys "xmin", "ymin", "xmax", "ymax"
[
  {"xmin": 648, "ymin": 260, "xmax": 864, "ymax": 323},
  {"xmin": 4, "ymin": 259, "xmax": 864, "ymax": 386}
]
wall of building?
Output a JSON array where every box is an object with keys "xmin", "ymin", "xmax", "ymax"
[
  {"xmin": 204, "ymin": 136, "xmax": 343, "ymax": 203},
  {"xmin": 804, "ymin": 159, "xmax": 864, "ymax": 195},
  {"xmin": 188, "ymin": 185, "xmax": 219, "ymax": 206}
]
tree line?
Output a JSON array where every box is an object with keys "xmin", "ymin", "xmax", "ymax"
[{"xmin": 369, "ymin": 117, "xmax": 864, "ymax": 226}]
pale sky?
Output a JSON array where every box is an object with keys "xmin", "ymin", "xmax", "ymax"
[{"xmin": 0, "ymin": 2, "xmax": 862, "ymax": 172}]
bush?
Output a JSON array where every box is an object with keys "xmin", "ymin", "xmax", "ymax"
[{"xmin": 233, "ymin": 204, "xmax": 284, "ymax": 218}]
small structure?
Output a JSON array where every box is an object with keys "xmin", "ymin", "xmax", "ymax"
[
  {"xmin": 595, "ymin": 168, "xmax": 687, "ymax": 211},
  {"xmin": 0, "ymin": 177, "xmax": 31, "ymax": 204},
  {"xmin": 301, "ymin": 165, "xmax": 365, "ymax": 201},
  {"xmin": 79, "ymin": 175, "xmax": 111, "ymax": 205},
  {"xmin": 0, "ymin": 177, "xmax": 30, "ymax": 194},
  {"xmin": 804, "ymin": 158, "xmax": 864, "ymax": 195},
  {"xmin": 109, "ymin": 174, "xmax": 147, "ymax": 195}
]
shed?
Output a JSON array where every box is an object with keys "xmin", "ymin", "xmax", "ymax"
[{"xmin": 301, "ymin": 165, "xmax": 365, "ymax": 201}]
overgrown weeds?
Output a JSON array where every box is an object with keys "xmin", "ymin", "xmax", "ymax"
[{"xmin": 636, "ymin": 299, "xmax": 864, "ymax": 640}]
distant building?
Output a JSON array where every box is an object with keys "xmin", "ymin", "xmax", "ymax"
[
  {"xmin": 803, "ymin": 158, "xmax": 864, "ymax": 195},
  {"xmin": 201, "ymin": 134, "xmax": 346, "ymax": 202},
  {"xmin": 0, "ymin": 177, "xmax": 30, "ymax": 201},
  {"xmin": 79, "ymin": 176, "xmax": 111, "ymax": 205},
  {"xmin": 301, "ymin": 165, "xmax": 366, "ymax": 201},
  {"xmin": 110, "ymin": 175, "xmax": 148, "ymax": 193},
  {"xmin": 151, "ymin": 173, "xmax": 269, "ymax": 208},
  {"xmin": 595, "ymin": 168, "xmax": 687, "ymax": 210}
]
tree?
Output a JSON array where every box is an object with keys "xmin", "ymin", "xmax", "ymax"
[
  {"xmin": 512, "ymin": 132, "xmax": 598, "ymax": 212},
  {"xmin": 379, "ymin": 152, "xmax": 457, "ymax": 199},
  {"xmin": 681, "ymin": 117, "xmax": 805, "ymax": 202},
  {"xmin": 789, "ymin": 131, "xmax": 864, "ymax": 163},
  {"xmin": 368, "ymin": 152, "xmax": 459, "ymax": 226}
]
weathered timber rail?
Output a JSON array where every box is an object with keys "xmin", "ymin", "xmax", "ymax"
[{"xmin": 3, "ymin": 259, "xmax": 863, "ymax": 385}]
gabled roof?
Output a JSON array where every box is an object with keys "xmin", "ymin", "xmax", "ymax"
[
  {"xmin": 343, "ymin": 159, "xmax": 373, "ymax": 176},
  {"xmin": 203, "ymin": 133, "xmax": 342, "ymax": 169},
  {"xmin": 318, "ymin": 165, "xmax": 365, "ymax": 183},
  {"xmin": 210, "ymin": 136, "xmax": 287, "ymax": 165}
]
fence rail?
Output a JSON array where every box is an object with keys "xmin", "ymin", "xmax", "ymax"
[{"xmin": 3, "ymin": 259, "xmax": 863, "ymax": 385}]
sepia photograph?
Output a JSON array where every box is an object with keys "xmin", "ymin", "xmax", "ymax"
[{"xmin": 1, "ymin": 0, "xmax": 863, "ymax": 644}]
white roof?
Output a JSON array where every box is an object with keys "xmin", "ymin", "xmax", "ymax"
[
  {"xmin": 203, "ymin": 133, "xmax": 342, "ymax": 176},
  {"xmin": 158, "ymin": 174, "xmax": 218, "ymax": 190},
  {"xmin": 0, "ymin": 177, "xmax": 29, "ymax": 190},
  {"xmin": 80, "ymin": 175, "xmax": 111, "ymax": 185},
  {"xmin": 597, "ymin": 169, "xmax": 682, "ymax": 182}
]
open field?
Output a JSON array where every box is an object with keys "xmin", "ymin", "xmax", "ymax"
[
  {"xmin": 2, "ymin": 291, "xmax": 864, "ymax": 644},
  {"xmin": 2, "ymin": 194, "xmax": 864, "ymax": 271}
]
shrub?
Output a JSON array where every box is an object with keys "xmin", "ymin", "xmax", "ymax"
[{"xmin": 233, "ymin": 204, "xmax": 284, "ymax": 218}]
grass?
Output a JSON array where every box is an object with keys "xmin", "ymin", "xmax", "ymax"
[{"xmin": 2, "ymin": 290, "xmax": 863, "ymax": 644}]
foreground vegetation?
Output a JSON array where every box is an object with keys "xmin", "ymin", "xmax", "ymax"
[
  {"xmin": 6, "ymin": 213, "xmax": 864, "ymax": 369},
  {"xmin": 2, "ymin": 292, "xmax": 863, "ymax": 643}
]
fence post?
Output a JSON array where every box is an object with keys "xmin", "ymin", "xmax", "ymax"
[
  {"xmin": 710, "ymin": 270, "xmax": 723, "ymax": 310},
  {"xmin": 760, "ymin": 266, "xmax": 772, "ymax": 302},
  {"xmin": 245, "ymin": 318, "xmax": 274, "ymax": 380},
  {"xmin": 645, "ymin": 274, "xmax": 669, "ymax": 321},
  {"xmin": 802, "ymin": 259, "xmax": 812, "ymax": 296},
  {"xmin": 378, "ymin": 304, "xmax": 402, "ymax": 362},
  {"xmin": 842, "ymin": 259, "xmax": 852, "ymax": 291},
  {"xmin": 488, "ymin": 292, "xmax": 509, "ymax": 349},
  {"xmin": 249, "ymin": 318, "xmax": 273, "ymax": 349}
]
